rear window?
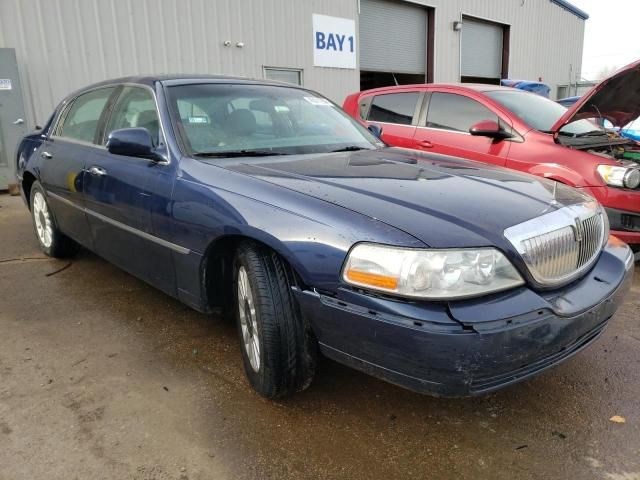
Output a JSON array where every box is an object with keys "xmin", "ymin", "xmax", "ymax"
[
  {"xmin": 425, "ymin": 93, "xmax": 497, "ymax": 132},
  {"xmin": 58, "ymin": 87, "xmax": 115, "ymax": 143},
  {"xmin": 367, "ymin": 92, "xmax": 419, "ymax": 125}
]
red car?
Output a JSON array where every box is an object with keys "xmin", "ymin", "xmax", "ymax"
[{"xmin": 343, "ymin": 60, "xmax": 640, "ymax": 254}]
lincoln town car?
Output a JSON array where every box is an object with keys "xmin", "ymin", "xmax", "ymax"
[{"xmin": 16, "ymin": 76, "xmax": 634, "ymax": 398}]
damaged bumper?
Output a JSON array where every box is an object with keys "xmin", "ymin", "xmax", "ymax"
[{"xmin": 295, "ymin": 240, "xmax": 634, "ymax": 397}]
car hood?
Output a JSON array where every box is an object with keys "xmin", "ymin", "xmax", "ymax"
[
  {"xmin": 551, "ymin": 59, "xmax": 640, "ymax": 132},
  {"xmin": 218, "ymin": 148, "xmax": 591, "ymax": 249}
]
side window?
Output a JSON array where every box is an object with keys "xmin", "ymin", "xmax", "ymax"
[
  {"xmin": 425, "ymin": 93, "xmax": 498, "ymax": 132},
  {"xmin": 58, "ymin": 87, "xmax": 115, "ymax": 143},
  {"xmin": 104, "ymin": 86, "xmax": 161, "ymax": 145},
  {"xmin": 367, "ymin": 92, "xmax": 419, "ymax": 125}
]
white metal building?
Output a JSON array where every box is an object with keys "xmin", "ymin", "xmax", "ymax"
[{"xmin": 0, "ymin": 0, "xmax": 587, "ymax": 188}]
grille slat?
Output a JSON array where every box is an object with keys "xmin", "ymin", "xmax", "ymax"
[{"xmin": 504, "ymin": 204, "xmax": 606, "ymax": 286}]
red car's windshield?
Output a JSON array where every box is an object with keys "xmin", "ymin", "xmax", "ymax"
[{"xmin": 486, "ymin": 90, "xmax": 599, "ymax": 136}]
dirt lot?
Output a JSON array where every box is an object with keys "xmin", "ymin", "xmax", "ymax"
[{"xmin": 0, "ymin": 192, "xmax": 639, "ymax": 480}]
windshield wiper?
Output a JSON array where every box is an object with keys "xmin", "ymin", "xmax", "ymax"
[
  {"xmin": 575, "ymin": 130, "xmax": 608, "ymax": 137},
  {"xmin": 558, "ymin": 130, "xmax": 608, "ymax": 138},
  {"xmin": 193, "ymin": 149, "xmax": 291, "ymax": 158},
  {"xmin": 329, "ymin": 145, "xmax": 374, "ymax": 152}
]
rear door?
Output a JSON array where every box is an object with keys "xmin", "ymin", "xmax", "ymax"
[
  {"xmin": 361, "ymin": 90, "xmax": 423, "ymax": 149},
  {"xmin": 413, "ymin": 91, "xmax": 511, "ymax": 166},
  {"xmin": 39, "ymin": 86, "xmax": 117, "ymax": 247}
]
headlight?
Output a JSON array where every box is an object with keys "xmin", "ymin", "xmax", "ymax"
[
  {"xmin": 342, "ymin": 243, "xmax": 524, "ymax": 300},
  {"xmin": 597, "ymin": 165, "xmax": 640, "ymax": 189}
]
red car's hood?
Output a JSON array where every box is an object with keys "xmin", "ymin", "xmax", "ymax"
[{"xmin": 551, "ymin": 59, "xmax": 640, "ymax": 132}]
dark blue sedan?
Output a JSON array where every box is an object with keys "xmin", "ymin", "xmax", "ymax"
[{"xmin": 16, "ymin": 76, "xmax": 634, "ymax": 398}]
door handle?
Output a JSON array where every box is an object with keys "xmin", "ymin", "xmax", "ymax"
[
  {"xmin": 88, "ymin": 166, "xmax": 107, "ymax": 176},
  {"xmin": 41, "ymin": 151, "xmax": 53, "ymax": 159},
  {"xmin": 417, "ymin": 140, "xmax": 433, "ymax": 148},
  {"xmin": 13, "ymin": 118, "xmax": 24, "ymax": 125}
]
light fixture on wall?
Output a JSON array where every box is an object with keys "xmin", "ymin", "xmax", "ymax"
[
  {"xmin": 236, "ymin": 42, "xmax": 245, "ymax": 48},
  {"xmin": 223, "ymin": 40, "xmax": 231, "ymax": 47},
  {"xmin": 453, "ymin": 21, "xmax": 462, "ymax": 31}
]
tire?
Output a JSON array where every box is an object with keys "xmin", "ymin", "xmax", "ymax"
[
  {"xmin": 233, "ymin": 241, "xmax": 317, "ymax": 398},
  {"xmin": 30, "ymin": 181, "xmax": 79, "ymax": 258}
]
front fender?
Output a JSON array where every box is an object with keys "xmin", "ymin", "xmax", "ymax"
[
  {"xmin": 171, "ymin": 158, "xmax": 423, "ymax": 292},
  {"xmin": 526, "ymin": 163, "xmax": 584, "ymax": 186}
]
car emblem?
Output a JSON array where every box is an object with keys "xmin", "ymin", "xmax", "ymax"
[{"xmin": 573, "ymin": 217, "xmax": 584, "ymax": 242}]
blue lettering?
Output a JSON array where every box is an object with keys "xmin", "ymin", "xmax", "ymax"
[
  {"xmin": 316, "ymin": 31, "xmax": 326, "ymax": 49},
  {"xmin": 326, "ymin": 33, "xmax": 337, "ymax": 50},
  {"xmin": 348, "ymin": 35, "xmax": 354, "ymax": 53},
  {"xmin": 335, "ymin": 34, "xmax": 345, "ymax": 51}
]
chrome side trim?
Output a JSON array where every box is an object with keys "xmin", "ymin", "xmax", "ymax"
[
  {"xmin": 47, "ymin": 191, "xmax": 190, "ymax": 255},
  {"xmin": 414, "ymin": 125, "xmax": 471, "ymax": 136},
  {"xmin": 48, "ymin": 191, "xmax": 83, "ymax": 211}
]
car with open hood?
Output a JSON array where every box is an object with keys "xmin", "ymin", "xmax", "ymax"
[
  {"xmin": 15, "ymin": 76, "xmax": 634, "ymax": 398},
  {"xmin": 343, "ymin": 60, "xmax": 640, "ymax": 255}
]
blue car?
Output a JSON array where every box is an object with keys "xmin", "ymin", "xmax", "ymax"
[
  {"xmin": 556, "ymin": 95, "xmax": 581, "ymax": 108},
  {"xmin": 16, "ymin": 76, "xmax": 634, "ymax": 398},
  {"xmin": 621, "ymin": 119, "xmax": 640, "ymax": 142}
]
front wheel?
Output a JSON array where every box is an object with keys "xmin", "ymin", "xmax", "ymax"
[
  {"xmin": 234, "ymin": 242, "xmax": 317, "ymax": 398},
  {"xmin": 30, "ymin": 181, "xmax": 79, "ymax": 258}
]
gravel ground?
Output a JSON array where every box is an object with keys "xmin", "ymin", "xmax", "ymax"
[{"xmin": 0, "ymin": 193, "xmax": 639, "ymax": 480}]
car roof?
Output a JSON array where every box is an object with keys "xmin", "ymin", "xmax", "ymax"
[
  {"xmin": 62, "ymin": 74, "xmax": 305, "ymax": 102},
  {"xmin": 359, "ymin": 83, "xmax": 517, "ymax": 95}
]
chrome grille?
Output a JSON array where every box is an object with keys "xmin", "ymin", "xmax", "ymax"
[{"xmin": 504, "ymin": 202, "xmax": 608, "ymax": 286}]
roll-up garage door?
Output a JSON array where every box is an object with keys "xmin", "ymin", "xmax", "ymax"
[
  {"xmin": 359, "ymin": 0, "xmax": 427, "ymax": 75},
  {"xmin": 461, "ymin": 17, "xmax": 504, "ymax": 81}
]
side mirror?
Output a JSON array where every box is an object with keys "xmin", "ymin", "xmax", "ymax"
[
  {"xmin": 469, "ymin": 120, "xmax": 512, "ymax": 140},
  {"xmin": 106, "ymin": 127, "xmax": 163, "ymax": 161},
  {"xmin": 367, "ymin": 124, "xmax": 383, "ymax": 139}
]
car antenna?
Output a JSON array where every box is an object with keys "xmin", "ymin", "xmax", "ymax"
[
  {"xmin": 392, "ymin": 72, "xmax": 399, "ymax": 86},
  {"xmin": 592, "ymin": 103, "xmax": 614, "ymax": 156}
]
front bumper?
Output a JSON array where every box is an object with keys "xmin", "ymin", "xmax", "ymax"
[{"xmin": 295, "ymin": 240, "xmax": 634, "ymax": 397}]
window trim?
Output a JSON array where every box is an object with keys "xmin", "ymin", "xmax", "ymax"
[{"xmin": 366, "ymin": 91, "xmax": 424, "ymax": 126}]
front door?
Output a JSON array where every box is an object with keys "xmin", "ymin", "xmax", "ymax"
[
  {"xmin": 413, "ymin": 92, "xmax": 511, "ymax": 166},
  {"xmin": 83, "ymin": 85, "xmax": 176, "ymax": 294},
  {"xmin": 0, "ymin": 48, "xmax": 28, "ymax": 190}
]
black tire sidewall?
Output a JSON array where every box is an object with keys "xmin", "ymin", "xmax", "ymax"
[{"xmin": 233, "ymin": 247, "xmax": 272, "ymax": 394}]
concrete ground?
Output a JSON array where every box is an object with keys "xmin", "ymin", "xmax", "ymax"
[{"xmin": 0, "ymin": 193, "xmax": 639, "ymax": 480}]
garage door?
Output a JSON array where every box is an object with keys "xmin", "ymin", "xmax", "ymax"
[
  {"xmin": 359, "ymin": 0, "xmax": 427, "ymax": 75},
  {"xmin": 461, "ymin": 17, "xmax": 504, "ymax": 81}
]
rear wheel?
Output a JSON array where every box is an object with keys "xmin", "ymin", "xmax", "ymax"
[
  {"xmin": 234, "ymin": 241, "xmax": 317, "ymax": 398},
  {"xmin": 30, "ymin": 182, "xmax": 78, "ymax": 258}
]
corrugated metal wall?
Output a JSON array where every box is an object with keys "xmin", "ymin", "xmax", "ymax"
[
  {"xmin": 405, "ymin": 0, "xmax": 585, "ymax": 98},
  {"xmin": 0, "ymin": 0, "xmax": 359, "ymax": 125},
  {"xmin": 0, "ymin": 0, "xmax": 584, "ymax": 126}
]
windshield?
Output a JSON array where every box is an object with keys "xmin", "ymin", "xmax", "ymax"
[
  {"xmin": 166, "ymin": 83, "xmax": 380, "ymax": 156},
  {"xmin": 485, "ymin": 90, "xmax": 600, "ymax": 136}
]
